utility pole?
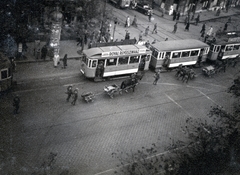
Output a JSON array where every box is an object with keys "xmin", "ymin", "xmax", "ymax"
[{"xmin": 100, "ymin": 0, "xmax": 107, "ymax": 41}]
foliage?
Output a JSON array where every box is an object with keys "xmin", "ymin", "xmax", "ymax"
[{"xmin": 112, "ymin": 77, "xmax": 240, "ymax": 175}]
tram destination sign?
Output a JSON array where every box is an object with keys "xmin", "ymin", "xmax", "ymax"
[{"xmin": 102, "ymin": 49, "xmax": 146, "ymax": 57}]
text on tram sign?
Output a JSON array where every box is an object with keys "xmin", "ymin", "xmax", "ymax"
[{"xmin": 101, "ymin": 49, "xmax": 146, "ymax": 57}]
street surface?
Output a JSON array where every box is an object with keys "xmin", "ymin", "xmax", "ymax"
[{"xmin": 1, "ymin": 5, "xmax": 240, "ymax": 175}]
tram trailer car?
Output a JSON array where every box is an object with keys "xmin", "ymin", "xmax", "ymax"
[
  {"xmin": 0, "ymin": 52, "xmax": 13, "ymax": 92},
  {"xmin": 108, "ymin": 0, "xmax": 131, "ymax": 8},
  {"xmin": 80, "ymin": 44, "xmax": 151, "ymax": 81},
  {"xmin": 149, "ymin": 39, "xmax": 210, "ymax": 70},
  {"xmin": 207, "ymin": 32, "xmax": 240, "ymax": 61}
]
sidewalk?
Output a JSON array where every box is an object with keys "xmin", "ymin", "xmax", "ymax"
[{"xmin": 16, "ymin": 7, "xmax": 240, "ymax": 64}]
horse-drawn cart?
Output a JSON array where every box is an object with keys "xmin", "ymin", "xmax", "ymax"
[
  {"xmin": 202, "ymin": 65, "xmax": 216, "ymax": 77},
  {"xmin": 104, "ymin": 84, "xmax": 122, "ymax": 98},
  {"xmin": 81, "ymin": 92, "xmax": 95, "ymax": 103}
]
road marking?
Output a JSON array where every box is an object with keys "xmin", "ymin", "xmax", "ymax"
[
  {"xmin": 164, "ymin": 93, "xmax": 193, "ymax": 118},
  {"xmin": 195, "ymin": 89, "xmax": 218, "ymax": 105}
]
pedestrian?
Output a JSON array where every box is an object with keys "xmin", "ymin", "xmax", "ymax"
[
  {"xmin": 165, "ymin": 38, "xmax": 168, "ymax": 41},
  {"xmin": 172, "ymin": 10, "xmax": 176, "ymax": 21},
  {"xmin": 152, "ymin": 39, "xmax": 156, "ymax": 44},
  {"xmin": 132, "ymin": 15, "xmax": 138, "ymax": 27},
  {"xmin": 35, "ymin": 42, "xmax": 41, "ymax": 59},
  {"xmin": 176, "ymin": 11, "xmax": 180, "ymax": 21},
  {"xmin": 62, "ymin": 54, "xmax": 67, "ymax": 69},
  {"xmin": 224, "ymin": 22, "xmax": 228, "ymax": 31},
  {"xmin": 125, "ymin": 30, "xmax": 130, "ymax": 40},
  {"xmin": 201, "ymin": 29, "xmax": 205, "ymax": 39},
  {"xmin": 145, "ymin": 40, "xmax": 150, "ymax": 48},
  {"xmin": 41, "ymin": 45, "xmax": 47, "ymax": 60},
  {"xmin": 148, "ymin": 11, "xmax": 152, "ymax": 22},
  {"xmin": 216, "ymin": 8, "xmax": 221, "ymax": 16},
  {"xmin": 195, "ymin": 13, "xmax": 200, "ymax": 25},
  {"xmin": 184, "ymin": 15, "xmax": 189, "ymax": 26},
  {"xmin": 161, "ymin": 7, "xmax": 165, "ymax": 17},
  {"xmin": 66, "ymin": 85, "xmax": 73, "ymax": 102},
  {"xmin": 145, "ymin": 26, "xmax": 149, "ymax": 36},
  {"xmin": 184, "ymin": 21, "xmax": 190, "ymax": 31},
  {"xmin": 71, "ymin": 88, "xmax": 78, "ymax": 105},
  {"xmin": 200, "ymin": 22, "xmax": 206, "ymax": 34},
  {"xmin": 125, "ymin": 16, "xmax": 130, "ymax": 27},
  {"xmin": 152, "ymin": 23, "xmax": 157, "ymax": 34},
  {"xmin": 139, "ymin": 31, "xmax": 143, "ymax": 41},
  {"xmin": 10, "ymin": 57, "xmax": 16, "ymax": 71},
  {"xmin": 172, "ymin": 22, "xmax": 178, "ymax": 33},
  {"xmin": 153, "ymin": 70, "xmax": 160, "ymax": 85},
  {"xmin": 77, "ymin": 35, "xmax": 82, "ymax": 46},
  {"xmin": 206, "ymin": 26, "xmax": 213, "ymax": 37},
  {"xmin": 13, "ymin": 95, "xmax": 20, "ymax": 114}
]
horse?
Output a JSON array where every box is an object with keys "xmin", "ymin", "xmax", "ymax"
[{"xmin": 120, "ymin": 77, "xmax": 139, "ymax": 92}]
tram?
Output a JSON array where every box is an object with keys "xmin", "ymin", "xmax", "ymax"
[
  {"xmin": 0, "ymin": 52, "xmax": 13, "ymax": 92},
  {"xmin": 80, "ymin": 44, "xmax": 152, "ymax": 81},
  {"xmin": 208, "ymin": 31, "xmax": 240, "ymax": 61},
  {"xmin": 149, "ymin": 39, "xmax": 210, "ymax": 70},
  {"xmin": 108, "ymin": 0, "xmax": 131, "ymax": 8}
]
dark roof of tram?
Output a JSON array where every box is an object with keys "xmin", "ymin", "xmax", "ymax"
[
  {"xmin": 150, "ymin": 39, "xmax": 209, "ymax": 52},
  {"xmin": 214, "ymin": 31, "xmax": 240, "ymax": 45}
]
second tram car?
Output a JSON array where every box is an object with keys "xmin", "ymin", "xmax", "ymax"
[
  {"xmin": 81, "ymin": 44, "xmax": 151, "ymax": 81},
  {"xmin": 208, "ymin": 32, "xmax": 240, "ymax": 61},
  {"xmin": 149, "ymin": 39, "xmax": 210, "ymax": 70}
]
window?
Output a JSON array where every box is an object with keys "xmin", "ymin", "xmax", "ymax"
[
  {"xmin": 214, "ymin": 46, "xmax": 221, "ymax": 52},
  {"xmin": 92, "ymin": 60, "xmax": 97, "ymax": 68},
  {"xmin": 172, "ymin": 52, "xmax": 181, "ymax": 58},
  {"xmin": 226, "ymin": 45, "xmax": 233, "ymax": 51},
  {"xmin": 119, "ymin": 57, "xmax": 129, "ymax": 64},
  {"xmin": 146, "ymin": 55, "xmax": 150, "ymax": 61},
  {"xmin": 182, "ymin": 51, "xmax": 190, "ymax": 57},
  {"xmin": 1, "ymin": 69, "xmax": 8, "ymax": 80},
  {"xmin": 106, "ymin": 58, "xmax": 117, "ymax": 66},
  {"xmin": 8, "ymin": 68, "xmax": 11, "ymax": 77},
  {"xmin": 190, "ymin": 50, "xmax": 199, "ymax": 56},
  {"xmin": 130, "ymin": 56, "xmax": 139, "ymax": 63},
  {"xmin": 233, "ymin": 44, "xmax": 240, "ymax": 50}
]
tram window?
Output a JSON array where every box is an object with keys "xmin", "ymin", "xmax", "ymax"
[
  {"xmin": 119, "ymin": 57, "xmax": 129, "ymax": 64},
  {"xmin": 190, "ymin": 50, "xmax": 199, "ymax": 56},
  {"xmin": 130, "ymin": 56, "xmax": 139, "ymax": 63},
  {"xmin": 106, "ymin": 58, "xmax": 117, "ymax": 66},
  {"xmin": 182, "ymin": 51, "xmax": 190, "ymax": 57},
  {"xmin": 233, "ymin": 45, "xmax": 240, "ymax": 50},
  {"xmin": 1, "ymin": 70, "xmax": 7, "ymax": 79},
  {"xmin": 226, "ymin": 45, "xmax": 233, "ymax": 51},
  {"xmin": 210, "ymin": 45, "xmax": 214, "ymax": 51},
  {"xmin": 92, "ymin": 60, "xmax": 97, "ymax": 68},
  {"xmin": 146, "ymin": 55, "xmax": 150, "ymax": 61},
  {"xmin": 172, "ymin": 52, "xmax": 181, "ymax": 58},
  {"xmin": 8, "ymin": 68, "xmax": 11, "ymax": 77}
]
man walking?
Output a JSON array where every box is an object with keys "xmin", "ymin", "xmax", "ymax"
[
  {"xmin": 41, "ymin": 45, "xmax": 48, "ymax": 60},
  {"xmin": 145, "ymin": 26, "xmax": 149, "ymax": 36},
  {"xmin": 66, "ymin": 85, "xmax": 73, "ymax": 102},
  {"xmin": 132, "ymin": 15, "xmax": 138, "ymax": 27},
  {"xmin": 148, "ymin": 11, "xmax": 152, "ymax": 22},
  {"xmin": 13, "ymin": 95, "xmax": 20, "ymax": 114},
  {"xmin": 172, "ymin": 22, "xmax": 178, "ymax": 33},
  {"xmin": 125, "ymin": 16, "xmax": 130, "ymax": 27},
  {"xmin": 184, "ymin": 21, "xmax": 190, "ymax": 31},
  {"xmin": 153, "ymin": 70, "xmax": 160, "ymax": 85},
  {"xmin": 152, "ymin": 23, "xmax": 157, "ymax": 34},
  {"xmin": 62, "ymin": 54, "xmax": 67, "ymax": 69},
  {"xmin": 71, "ymin": 89, "xmax": 78, "ymax": 105}
]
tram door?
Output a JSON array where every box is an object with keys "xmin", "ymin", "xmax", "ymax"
[{"xmin": 96, "ymin": 60, "xmax": 105, "ymax": 78}]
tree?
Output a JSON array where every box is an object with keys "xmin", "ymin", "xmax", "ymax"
[{"xmin": 113, "ymin": 75, "xmax": 240, "ymax": 174}]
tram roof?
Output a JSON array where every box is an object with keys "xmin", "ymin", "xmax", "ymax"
[
  {"xmin": 214, "ymin": 31, "xmax": 240, "ymax": 45},
  {"xmin": 150, "ymin": 39, "xmax": 209, "ymax": 52},
  {"xmin": 83, "ymin": 44, "xmax": 149, "ymax": 57}
]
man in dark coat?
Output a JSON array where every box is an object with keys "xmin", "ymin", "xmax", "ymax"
[
  {"xmin": 153, "ymin": 70, "xmax": 160, "ymax": 85},
  {"xmin": 13, "ymin": 95, "xmax": 20, "ymax": 114},
  {"xmin": 41, "ymin": 45, "xmax": 48, "ymax": 60},
  {"xmin": 62, "ymin": 54, "xmax": 67, "ymax": 68},
  {"xmin": 66, "ymin": 85, "xmax": 73, "ymax": 102},
  {"xmin": 71, "ymin": 89, "xmax": 78, "ymax": 105}
]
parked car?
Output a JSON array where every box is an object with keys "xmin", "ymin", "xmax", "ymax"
[{"xmin": 135, "ymin": 2, "xmax": 153, "ymax": 15}]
